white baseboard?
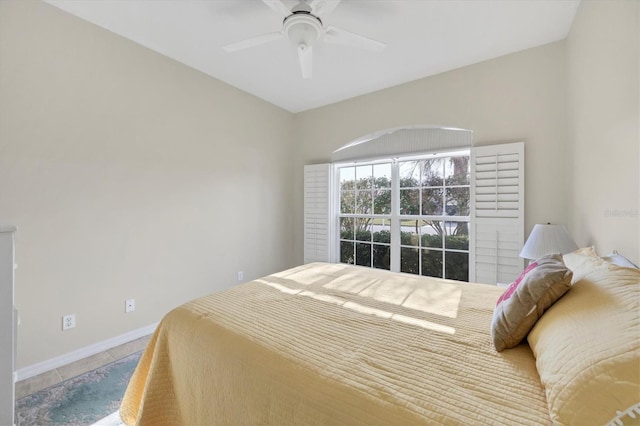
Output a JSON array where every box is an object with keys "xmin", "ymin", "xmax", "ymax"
[{"xmin": 16, "ymin": 322, "xmax": 158, "ymax": 382}]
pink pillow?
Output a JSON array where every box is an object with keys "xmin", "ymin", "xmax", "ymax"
[{"xmin": 491, "ymin": 254, "xmax": 573, "ymax": 352}]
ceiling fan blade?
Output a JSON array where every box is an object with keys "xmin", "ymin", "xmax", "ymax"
[
  {"xmin": 298, "ymin": 44, "xmax": 313, "ymax": 79},
  {"xmin": 323, "ymin": 25, "xmax": 386, "ymax": 52},
  {"xmin": 309, "ymin": 0, "xmax": 342, "ymax": 19},
  {"xmin": 223, "ymin": 32, "xmax": 284, "ymax": 52},
  {"xmin": 261, "ymin": 0, "xmax": 291, "ymax": 19}
]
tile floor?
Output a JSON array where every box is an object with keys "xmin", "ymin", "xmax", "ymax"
[{"xmin": 15, "ymin": 335, "xmax": 151, "ymax": 399}]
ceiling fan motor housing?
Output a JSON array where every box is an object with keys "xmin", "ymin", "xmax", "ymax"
[{"xmin": 284, "ymin": 13, "xmax": 322, "ymax": 49}]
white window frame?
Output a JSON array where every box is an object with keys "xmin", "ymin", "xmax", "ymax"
[
  {"xmin": 333, "ymin": 150, "xmax": 471, "ymax": 279},
  {"xmin": 333, "ymin": 158, "xmax": 396, "ymax": 270}
]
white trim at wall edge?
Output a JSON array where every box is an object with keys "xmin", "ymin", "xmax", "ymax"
[{"xmin": 15, "ymin": 322, "xmax": 158, "ymax": 382}]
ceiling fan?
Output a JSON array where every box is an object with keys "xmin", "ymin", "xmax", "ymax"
[{"xmin": 222, "ymin": 0, "xmax": 386, "ymax": 79}]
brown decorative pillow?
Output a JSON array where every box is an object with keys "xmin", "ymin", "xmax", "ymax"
[{"xmin": 491, "ymin": 254, "xmax": 573, "ymax": 352}]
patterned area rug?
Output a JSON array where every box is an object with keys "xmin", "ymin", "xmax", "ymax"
[{"xmin": 16, "ymin": 351, "xmax": 141, "ymax": 426}]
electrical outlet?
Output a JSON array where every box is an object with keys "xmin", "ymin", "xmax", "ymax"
[
  {"xmin": 125, "ymin": 298, "xmax": 135, "ymax": 313},
  {"xmin": 62, "ymin": 314, "xmax": 75, "ymax": 331},
  {"xmin": 237, "ymin": 271, "xmax": 243, "ymax": 281}
]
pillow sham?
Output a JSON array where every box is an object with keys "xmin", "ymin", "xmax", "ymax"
[
  {"xmin": 491, "ymin": 254, "xmax": 573, "ymax": 352},
  {"xmin": 528, "ymin": 258, "xmax": 640, "ymax": 425}
]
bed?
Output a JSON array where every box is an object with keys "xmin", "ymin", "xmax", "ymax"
[{"xmin": 120, "ymin": 250, "xmax": 640, "ymax": 425}]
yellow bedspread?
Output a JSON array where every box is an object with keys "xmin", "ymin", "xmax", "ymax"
[{"xmin": 120, "ymin": 263, "xmax": 550, "ymax": 425}]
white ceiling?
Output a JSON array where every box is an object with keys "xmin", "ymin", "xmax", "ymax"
[{"xmin": 44, "ymin": 0, "xmax": 580, "ymax": 113}]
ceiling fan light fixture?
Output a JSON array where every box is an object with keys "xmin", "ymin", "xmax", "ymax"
[
  {"xmin": 284, "ymin": 14, "xmax": 322, "ymax": 49},
  {"xmin": 224, "ymin": 0, "xmax": 386, "ymax": 79}
]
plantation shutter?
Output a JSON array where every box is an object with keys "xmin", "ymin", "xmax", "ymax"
[
  {"xmin": 303, "ymin": 164, "xmax": 333, "ymax": 263},
  {"xmin": 469, "ymin": 142, "xmax": 525, "ymax": 284}
]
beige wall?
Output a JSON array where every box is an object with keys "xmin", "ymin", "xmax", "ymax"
[
  {"xmin": 0, "ymin": 0, "xmax": 295, "ymax": 368},
  {"xmin": 292, "ymin": 41, "xmax": 569, "ymax": 265},
  {"xmin": 567, "ymin": 0, "xmax": 639, "ymax": 264}
]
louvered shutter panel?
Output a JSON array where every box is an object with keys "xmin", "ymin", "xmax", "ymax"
[
  {"xmin": 469, "ymin": 142, "xmax": 525, "ymax": 284},
  {"xmin": 304, "ymin": 164, "xmax": 333, "ymax": 263}
]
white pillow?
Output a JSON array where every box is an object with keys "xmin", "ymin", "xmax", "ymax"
[
  {"xmin": 562, "ymin": 247, "xmax": 602, "ymax": 282},
  {"xmin": 602, "ymin": 252, "xmax": 639, "ymax": 269}
]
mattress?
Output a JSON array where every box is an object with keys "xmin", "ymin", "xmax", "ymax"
[{"xmin": 120, "ymin": 262, "xmax": 550, "ymax": 425}]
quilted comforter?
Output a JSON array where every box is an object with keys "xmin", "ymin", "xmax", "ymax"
[{"xmin": 120, "ymin": 262, "xmax": 550, "ymax": 425}]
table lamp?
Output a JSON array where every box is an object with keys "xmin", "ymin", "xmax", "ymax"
[{"xmin": 520, "ymin": 223, "xmax": 578, "ymax": 260}]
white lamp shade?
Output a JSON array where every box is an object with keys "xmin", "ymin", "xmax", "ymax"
[{"xmin": 519, "ymin": 224, "xmax": 579, "ymax": 260}]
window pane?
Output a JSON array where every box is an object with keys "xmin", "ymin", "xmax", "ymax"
[
  {"xmin": 356, "ymin": 165, "xmax": 372, "ymax": 190},
  {"xmin": 373, "ymin": 189, "xmax": 391, "ymax": 214},
  {"xmin": 400, "ymin": 189, "xmax": 420, "ymax": 215},
  {"xmin": 340, "ymin": 191, "xmax": 355, "ymax": 214},
  {"xmin": 401, "ymin": 247, "xmax": 419, "ymax": 274},
  {"xmin": 445, "ymin": 251, "xmax": 468, "ymax": 281},
  {"xmin": 355, "ymin": 190, "xmax": 372, "ymax": 214},
  {"xmin": 445, "ymin": 156, "xmax": 470, "ymax": 186},
  {"xmin": 446, "ymin": 187, "xmax": 469, "ymax": 216},
  {"xmin": 340, "ymin": 217, "xmax": 354, "ymax": 240},
  {"xmin": 400, "ymin": 226, "xmax": 413, "ymax": 245},
  {"xmin": 355, "ymin": 219, "xmax": 372, "ymax": 242},
  {"xmin": 373, "ymin": 244, "xmax": 390, "ymax": 270},
  {"xmin": 400, "ymin": 222, "xmax": 419, "ymax": 246},
  {"xmin": 421, "ymin": 249, "xmax": 443, "ymax": 278},
  {"xmin": 399, "ymin": 161, "xmax": 420, "ymax": 187},
  {"xmin": 445, "ymin": 224, "xmax": 469, "ymax": 250},
  {"xmin": 421, "ymin": 221, "xmax": 442, "ymax": 248},
  {"xmin": 355, "ymin": 243, "xmax": 371, "ymax": 267},
  {"xmin": 422, "ymin": 158, "xmax": 444, "ymax": 186},
  {"xmin": 340, "ymin": 241, "xmax": 354, "ymax": 264},
  {"xmin": 372, "ymin": 220, "xmax": 390, "ymax": 243},
  {"xmin": 339, "ymin": 167, "xmax": 355, "ymax": 190},
  {"xmin": 421, "ymin": 188, "xmax": 443, "ymax": 215},
  {"xmin": 373, "ymin": 164, "xmax": 392, "ymax": 188}
]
